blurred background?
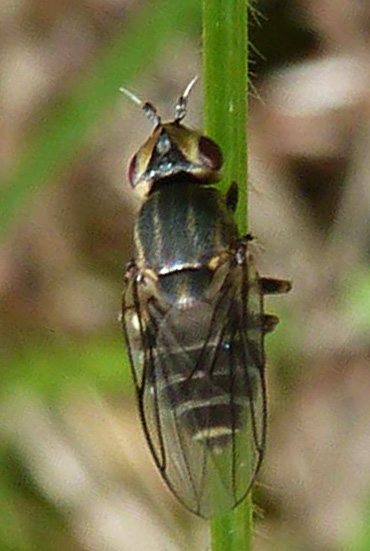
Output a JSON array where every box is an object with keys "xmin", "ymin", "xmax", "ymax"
[{"xmin": 1, "ymin": 0, "xmax": 370, "ymax": 549}]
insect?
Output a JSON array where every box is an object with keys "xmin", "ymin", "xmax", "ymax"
[{"xmin": 121, "ymin": 79, "xmax": 291, "ymax": 518}]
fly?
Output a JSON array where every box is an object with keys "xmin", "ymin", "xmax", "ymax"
[{"xmin": 120, "ymin": 79, "xmax": 291, "ymax": 518}]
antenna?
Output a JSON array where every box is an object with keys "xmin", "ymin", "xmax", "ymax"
[
  {"xmin": 174, "ymin": 76, "xmax": 198, "ymax": 122},
  {"xmin": 119, "ymin": 86, "xmax": 161, "ymax": 127}
]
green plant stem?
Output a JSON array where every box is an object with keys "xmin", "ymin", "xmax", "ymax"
[
  {"xmin": 203, "ymin": 0, "xmax": 251, "ymax": 550},
  {"xmin": 203, "ymin": 0, "xmax": 248, "ymax": 232}
]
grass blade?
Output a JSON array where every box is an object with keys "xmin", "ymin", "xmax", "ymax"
[{"xmin": 1, "ymin": 0, "xmax": 200, "ymax": 237}]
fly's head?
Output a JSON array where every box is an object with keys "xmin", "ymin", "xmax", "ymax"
[{"xmin": 121, "ymin": 78, "xmax": 223, "ymax": 196}]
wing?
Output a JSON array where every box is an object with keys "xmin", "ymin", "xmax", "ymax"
[{"xmin": 122, "ymin": 252, "xmax": 266, "ymax": 519}]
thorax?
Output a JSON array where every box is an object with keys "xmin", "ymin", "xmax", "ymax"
[{"xmin": 134, "ymin": 179, "xmax": 238, "ymax": 278}]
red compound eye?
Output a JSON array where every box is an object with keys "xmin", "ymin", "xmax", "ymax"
[
  {"xmin": 128, "ymin": 154, "xmax": 138, "ymax": 186},
  {"xmin": 198, "ymin": 136, "xmax": 223, "ymax": 170}
]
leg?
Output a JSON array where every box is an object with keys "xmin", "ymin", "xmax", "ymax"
[
  {"xmin": 225, "ymin": 182, "xmax": 239, "ymax": 213},
  {"xmin": 260, "ymin": 277, "xmax": 292, "ymax": 295},
  {"xmin": 262, "ymin": 314, "xmax": 280, "ymax": 333}
]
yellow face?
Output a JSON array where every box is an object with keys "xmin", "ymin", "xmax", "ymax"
[{"xmin": 128, "ymin": 122, "xmax": 223, "ymax": 197}]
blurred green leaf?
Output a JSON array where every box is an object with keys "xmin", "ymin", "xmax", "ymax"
[
  {"xmin": 344, "ymin": 496, "xmax": 370, "ymax": 551},
  {"xmin": 1, "ymin": 0, "xmax": 200, "ymax": 237},
  {"xmin": 2, "ymin": 334, "xmax": 130, "ymax": 397},
  {"xmin": 341, "ymin": 266, "xmax": 370, "ymax": 331}
]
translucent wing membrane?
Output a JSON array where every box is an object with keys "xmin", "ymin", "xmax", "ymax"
[{"xmin": 122, "ymin": 253, "xmax": 266, "ymax": 518}]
